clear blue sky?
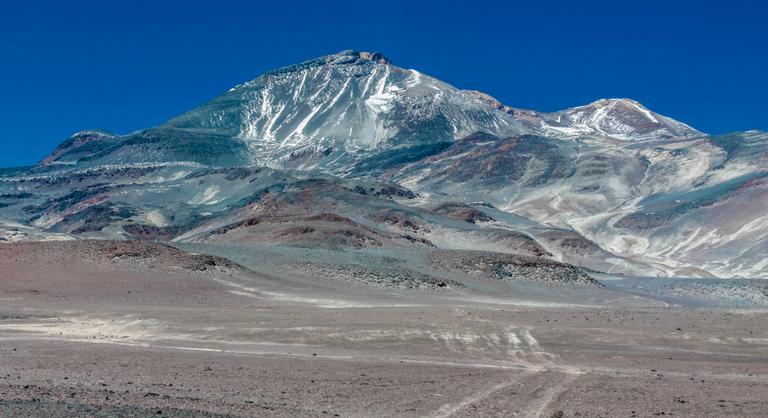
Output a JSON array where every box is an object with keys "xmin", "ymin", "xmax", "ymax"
[{"xmin": 1, "ymin": 0, "xmax": 766, "ymax": 167}]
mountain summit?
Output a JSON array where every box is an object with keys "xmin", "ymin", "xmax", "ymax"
[
  {"xmin": 160, "ymin": 49, "xmax": 536, "ymax": 171},
  {"xmin": 40, "ymin": 50, "xmax": 702, "ymax": 171},
  {"xmin": 539, "ymin": 98, "xmax": 702, "ymax": 140}
]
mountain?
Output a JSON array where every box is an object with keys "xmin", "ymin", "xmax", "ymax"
[
  {"xmin": 39, "ymin": 50, "xmax": 701, "ymax": 173},
  {"xmin": 39, "ymin": 51, "xmax": 531, "ymax": 171},
  {"xmin": 539, "ymin": 98, "xmax": 703, "ymax": 140},
  {"xmin": 2, "ymin": 50, "xmax": 766, "ymax": 279}
]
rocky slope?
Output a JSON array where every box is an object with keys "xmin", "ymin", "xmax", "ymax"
[{"xmin": 2, "ymin": 50, "xmax": 765, "ymax": 279}]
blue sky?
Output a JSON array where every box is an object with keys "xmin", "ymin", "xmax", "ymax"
[{"xmin": 0, "ymin": 0, "xmax": 766, "ymax": 167}]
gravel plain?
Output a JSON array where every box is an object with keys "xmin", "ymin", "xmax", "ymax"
[{"xmin": 1, "ymin": 241, "xmax": 767, "ymax": 417}]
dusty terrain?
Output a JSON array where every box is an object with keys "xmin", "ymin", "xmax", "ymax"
[{"xmin": 1, "ymin": 241, "xmax": 767, "ymax": 417}]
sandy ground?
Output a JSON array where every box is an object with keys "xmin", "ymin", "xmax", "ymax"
[{"xmin": 1, "ymin": 241, "xmax": 767, "ymax": 417}]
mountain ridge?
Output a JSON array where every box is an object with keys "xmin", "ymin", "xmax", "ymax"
[
  {"xmin": 2, "ymin": 50, "xmax": 765, "ymax": 279},
  {"xmin": 39, "ymin": 50, "xmax": 705, "ymax": 172}
]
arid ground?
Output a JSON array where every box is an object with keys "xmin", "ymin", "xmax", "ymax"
[{"xmin": 1, "ymin": 241, "xmax": 766, "ymax": 417}]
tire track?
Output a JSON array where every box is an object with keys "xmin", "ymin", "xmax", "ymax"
[
  {"xmin": 520, "ymin": 372, "xmax": 579, "ymax": 418},
  {"xmin": 430, "ymin": 370, "xmax": 536, "ymax": 418}
]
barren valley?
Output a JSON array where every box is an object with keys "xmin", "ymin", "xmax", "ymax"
[{"xmin": 1, "ymin": 241, "xmax": 766, "ymax": 417}]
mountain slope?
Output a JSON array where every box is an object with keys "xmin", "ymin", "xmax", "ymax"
[
  {"xmin": 4, "ymin": 50, "xmax": 765, "ymax": 279},
  {"xmin": 388, "ymin": 130, "xmax": 768, "ymax": 277}
]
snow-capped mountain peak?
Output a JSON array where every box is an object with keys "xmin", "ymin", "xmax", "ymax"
[
  {"xmin": 160, "ymin": 50, "xmax": 535, "ymax": 170},
  {"xmin": 40, "ymin": 51, "xmax": 706, "ymax": 172},
  {"xmin": 541, "ymin": 98, "xmax": 703, "ymax": 140}
]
